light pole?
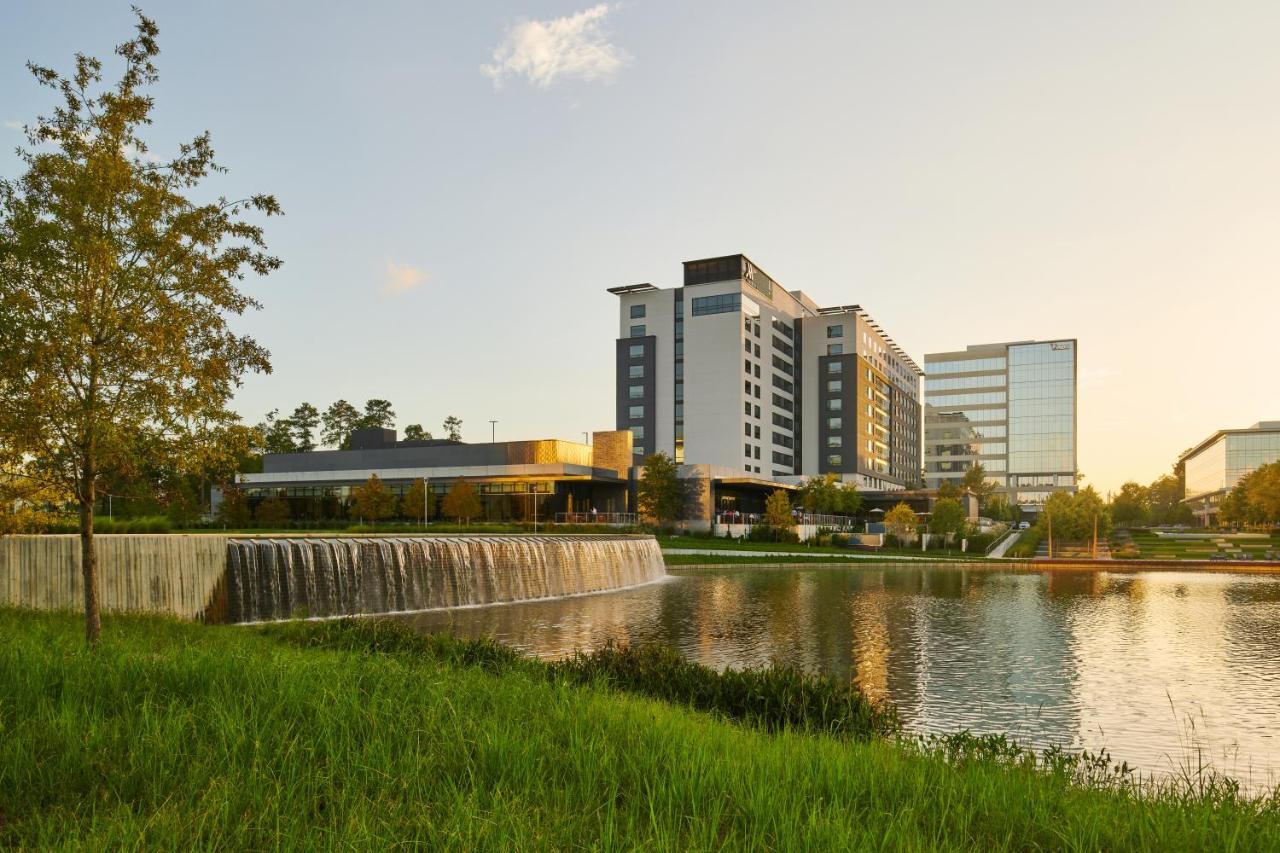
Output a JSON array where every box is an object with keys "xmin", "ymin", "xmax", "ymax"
[
  {"xmin": 422, "ymin": 476, "xmax": 429, "ymax": 528},
  {"xmin": 489, "ymin": 420, "xmax": 498, "ymax": 443},
  {"xmin": 529, "ymin": 483, "xmax": 539, "ymax": 533}
]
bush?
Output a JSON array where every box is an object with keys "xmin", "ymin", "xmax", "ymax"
[
  {"xmin": 550, "ymin": 641, "xmax": 897, "ymax": 741},
  {"xmin": 832, "ymin": 533, "xmax": 851, "ymax": 547},
  {"xmin": 746, "ymin": 525, "xmax": 800, "ymax": 543},
  {"xmin": 47, "ymin": 515, "xmax": 172, "ymax": 534},
  {"xmin": 1007, "ymin": 527, "xmax": 1043, "ymax": 559}
]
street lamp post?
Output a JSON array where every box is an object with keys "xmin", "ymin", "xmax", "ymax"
[
  {"xmin": 422, "ymin": 475, "xmax": 429, "ymax": 528},
  {"xmin": 489, "ymin": 420, "xmax": 498, "ymax": 443}
]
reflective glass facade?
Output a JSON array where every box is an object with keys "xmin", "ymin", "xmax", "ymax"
[
  {"xmin": 924, "ymin": 339, "xmax": 1076, "ymax": 510},
  {"xmin": 1184, "ymin": 426, "xmax": 1280, "ymax": 501},
  {"xmin": 1007, "ymin": 342, "xmax": 1075, "ymax": 476}
]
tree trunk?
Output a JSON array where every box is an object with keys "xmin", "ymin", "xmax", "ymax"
[{"xmin": 81, "ymin": 467, "xmax": 101, "ymax": 644}]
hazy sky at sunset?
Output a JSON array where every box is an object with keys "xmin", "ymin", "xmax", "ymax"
[{"xmin": 4, "ymin": 2, "xmax": 1278, "ymax": 495}]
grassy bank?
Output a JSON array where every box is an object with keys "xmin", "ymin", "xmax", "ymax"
[{"xmin": 1, "ymin": 610, "xmax": 1276, "ymax": 849}]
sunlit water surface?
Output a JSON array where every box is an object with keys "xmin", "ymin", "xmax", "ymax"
[{"xmin": 394, "ymin": 566, "xmax": 1280, "ymax": 790}]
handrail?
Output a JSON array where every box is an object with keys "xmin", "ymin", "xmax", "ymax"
[{"xmin": 986, "ymin": 527, "xmax": 1019, "ymax": 556}]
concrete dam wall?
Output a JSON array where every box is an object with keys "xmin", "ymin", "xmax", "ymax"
[{"xmin": 0, "ymin": 534, "xmax": 666, "ymax": 624}]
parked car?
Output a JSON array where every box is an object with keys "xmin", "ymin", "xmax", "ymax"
[{"xmin": 1018, "ymin": 521, "xmax": 1031, "ymax": 530}]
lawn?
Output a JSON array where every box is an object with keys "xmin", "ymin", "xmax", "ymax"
[{"xmin": 1, "ymin": 609, "xmax": 1275, "ymax": 850}]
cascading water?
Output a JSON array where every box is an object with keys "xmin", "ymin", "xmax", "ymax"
[{"xmin": 222, "ymin": 535, "xmax": 666, "ymax": 624}]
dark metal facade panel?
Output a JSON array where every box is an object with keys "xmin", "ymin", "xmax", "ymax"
[{"xmin": 616, "ymin": 336, "xmax": 656, "ymax": 460}]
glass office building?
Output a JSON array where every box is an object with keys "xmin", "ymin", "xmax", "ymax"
[
  {"xmin": 1180, "ymin": 421, "xmax": 1280, "ymax": 526},
  {"xmin": 924, "ymin": 339, "xmax": 1077, "ymax": 512}
]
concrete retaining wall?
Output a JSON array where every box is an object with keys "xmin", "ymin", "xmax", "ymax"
[{"xmin": 0, "ymin": 535, "xmax": 229, "ymax": 621}]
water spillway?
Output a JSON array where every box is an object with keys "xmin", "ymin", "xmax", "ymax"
[{"xmin": 222, "ymin": 535, "xmax": 666, "ymax": 624}]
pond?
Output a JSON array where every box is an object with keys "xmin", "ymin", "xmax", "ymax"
[{"xmin": 393, "ymin": 565, "xmax": 1280, "ymax": 790}]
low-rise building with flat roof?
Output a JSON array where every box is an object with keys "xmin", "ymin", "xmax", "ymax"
[{"xmin": 1180, "ymin": 421, "xmax": 1280, "ymax": 526}]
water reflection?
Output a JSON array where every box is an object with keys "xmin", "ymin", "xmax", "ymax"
[{"xmin": 395, "ymin": 566, "xmax": 1280, "ymax": 789}]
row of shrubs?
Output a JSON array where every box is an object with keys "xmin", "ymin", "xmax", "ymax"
[{"xmin": 267, "ymin": 618, "xmax": 899, "ymax": 741}]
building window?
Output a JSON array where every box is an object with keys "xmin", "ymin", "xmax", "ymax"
[
  {"xmin": 828, "ymin": 417, "xmax": 842, "ymax": 430},
  {"xmin": 675, "ymin": 362, "xmax": 683, "ymax": 378},
  {"xmin": 754, "ymin": 364, "xmax": 761, "ymax": 378},
  {"xmin": 827, "ymin": 399, "xmax": 841, "ymax": 412},
  {"xmin": 628, "ymin": 344, "xmax": 644, "ymax": 358},
  {"xmin": 631, "ymin": 425, "xmax": 645, "ymax": 440},
  {"xmin": 675, "ymin": 403, "xmax": 683, "ymax": 418},
  {"xmin": 827, "ymin": 454, "xmax": 842, "ymax": 466},
  {"xmin": 744, "ymin": 339, "xmax": 752, "ymax": 353},
  {"xmin": 745, "ymin": 380, "xmax": 752, "ymax": 394},
  {"xmin": 827, "ymin": 325, "xmax": 843, "ymax": 338},
  {"xmin": 754, "ymin": 343, "xmax": 761, "ymax": 357},
  {"xmin": 629, "ymin": 405, "xmax": 644, "ymax": 419},
  {"xmin": 745, "ymin": 358, "xmax": 752, "ymax": 373},
  {"xmin": 745, "ymin": 443, "xmax": 752, "ymax": 457},
  {"xmin": 827, "ymin": 361, "xmax": 842, "ymax": 374},
  {"xmin": 744, "ymin": 401, "xmax": 752, "ymax": 415},
  {"xmin": 745, "ymin": 423, "xmax": 752, "ymax": 436},
  {"xmin": 674, "ymin": 341, "xmax": 683, "ymax": 357},
  {"xmin": 634, "ymin": 446, "xmax": 646, "ymax": 456},
  {"xmin": 753, "ymin": 384, "xmax": 761, "ymax": 398},
  {"xmin": 754, "ymin": 405, "xmax": 761, "ymax": 418},
  {"xmin": 630, "ymin": 325, "xmax": 645, "ymax": 337},
  {"xmin": 754, "ymin": 446, "xmax": 761, "ymax": 459},
  {"xmin": 691, "ymin": 293, "xmax": 742, "ymax": 316},
  {"xmin": 629, "ymin": 365, "xmax": 644, "ymax": 379},
  {"xmin": 827, "ymin": 436, "xmax": 843, "ymax": 448},
  {"xmin": 630, "ymin": 304, "xmax": 646, "ymax": 319},
  {"xmin": 754, "ymin": 425, "xmax": 761, "ymax": 439},
  {"xmin": 827, "ymin": 380, "xmax": 842, "ymax": 393},
  {"xmin": 828, "ymin": 344, "xmax": 843, "ymax": 355},
  {"xmin": 628, "ymin": 385, "xmax": 643, "ymax": 399}
]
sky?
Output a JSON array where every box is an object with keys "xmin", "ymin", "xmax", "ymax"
[{"xmin": 4, "ymin": 1, "xmax": 1279, "ymax": 496}]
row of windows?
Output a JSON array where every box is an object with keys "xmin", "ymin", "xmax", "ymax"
[
  {"xmin": 772, "ymin": 317, "xmax": 794, "ymax": 340},
  {"xmin": 745, "ymin": 443, "xmax": 761, "ymax": 460},
  {"xmin": 773, "ymin": 393, "xmax": 793, "ymax": 413},
  {"xmin": 744, "ymin": 339, "xmax": 760, "ymax": 356},
  {"xmin": 744, "ymin": 380, "xmax": 761, "ymax": 398},
  {"xmin": 773, "ymin": 336, "xmax": 793, "ymax": 357},
  {"xmin": 691, "ymin": 293, "xmax": 741, "ymax": 316},
  {"xmin": 745, "ymin": 423, "xmax": 761, "ymax": 439},
  {"xmin": 925, "ymin": 356, "xmax": 1006, "ymax": 375},
  {"xmin": 925, "ymin": 373, "xmax": 1006, "ymax": 392},
  {"xmin": 773, "ymin": 432, "xmax": 793, "ymax": 449},
  {"xmin": 772, "ymin": 375, "xmax": 793, "ymax": 394},
  {"xmin": 925, "ymin": 406, "xmax": 1008, "ymax": 423},
  {"xmin": 928, "ymin": 391, "xmax": 1007, "ymax": 407},
  {"xmin": 772, "ymin": 412, "xmax": 793, "ymax": 430},
  {"xmin": 925, "ymin": 424, "xmax": 1007, "ymax": 440},
  {"xmin": 773, "ymin": 451, "xmax": 793, "ymax": 467},
  {"xmin": 772, "ymin": 355, "xmax": 793, "ymax": 376},
  {"xmin": 745, "ymin": 359, "xmax": 760, "ymax": 378}
]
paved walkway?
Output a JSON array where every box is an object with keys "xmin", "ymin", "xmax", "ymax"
[{"xmin": 987, "ymin": 530, "xmax": 1022, "ymax": 558}]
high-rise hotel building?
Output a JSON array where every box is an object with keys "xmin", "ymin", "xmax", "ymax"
[
  {"xmin": 923, "ymin": 340, "xmax": 1077, "ymax": 510},
  {"xmin": 610, "ymin": 254, "xmax": 922, "ymax": 490}
]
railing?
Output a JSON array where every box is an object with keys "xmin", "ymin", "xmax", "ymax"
[
  {"xmin": 713, "ymin": 512, "xmax": 859, "ymax": 530},
  {"xmin": 553, "ymin": 512, "xmax": 639, "ymax": 526},
  {"xmin": 986, "ymin": 527, "xmax": 1020, "ymax": 556}
]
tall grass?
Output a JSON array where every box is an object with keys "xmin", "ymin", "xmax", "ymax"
[{"xmin": 1, "ymin": 609, "xmax": 1276, "ymax": 850}]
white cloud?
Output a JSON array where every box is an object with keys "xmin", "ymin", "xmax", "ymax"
[
  {"xmin": 383, "ymin": 261, "xmax": 427, "ymax": 295},
  {"xmin": 4, "ymin": 120, "xmax": 23, "ymax": 131},
  {"xmin": 481, "ymin": 4, "xmax": 629, "ymax": 90}
]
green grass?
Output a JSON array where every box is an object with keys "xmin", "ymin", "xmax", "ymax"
[
  {"xmin": 1116, "ymin": 529, "xmax": 1280, "ymax": 561},
  {"xmin": 1, "ymin": 610, "xmax": 1277, "ymax": 850}
]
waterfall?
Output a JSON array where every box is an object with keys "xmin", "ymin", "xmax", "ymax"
[{"xmin": 223, "ymin": 535, "xmax": 666, "ymax": 624}]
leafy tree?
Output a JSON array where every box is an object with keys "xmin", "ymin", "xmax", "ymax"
[
  {"xmin": 797, "ymin": 473, "xmax": 861, "ymax": 516},
  {"xmin": 1218, "ymin": 478, "xmax": 1259, "ymax": 528},
  {"xmin": 403, "ymin": 424, "xmax": 431, "ymax": 441},
  {"xmin": 0, "ymin": 467, "xmax": 70, "ymax": 533},
  {"xmin": 164, "ymin": 479, "xmax": 200, "ymax": 528},
  {"xmin": 258, "ymin": 409, "xmax": 296, "ymax": 454},
  {"xmin": 936, "ymin": 480, "xmax": 962, "ymax": 500},
  {"xmin": 638, "ymin": 451, "xmax": 682, "ymax": 524},
  {"xmin": 288, "ymin": 403, "xmax": 320, "ymax": 452},
  {"xmin": 441, "ymin": 477, "xmax": 481, "ymax": 524},
  {"xmin": 359, "ymin": 399, "xmax": 395, "ymax": 431},
  {"xmin": 254, "ymin": 494, "xmax": 290, "ymax": 528},
  {"xmin": 215, "ymin": 485, "xmax": 251, "ymax": 528},
  {"xmin": 984, "ymin": 493, "xmax": 1015, "ymax": 523},
  {"xmin": 350, "ymin": 474, "xmax": 395, "ymax": 524},
  {"xmin": 400, "ymin": 478, "xmax": 434, "ymax": 523},
  {"xmin": 884, "ymin": 503, "xmax": 919, "ymax": 540},
  {"xmin": 1245, "ymin": 461, "xmax": 1280, "ymax": 523},
  {"xmin": 0, "ymin": 12, "xmax": 280, "ymax": 642},
  {"xmin": 762, "ymin": 490, "xmax": 796, "ymax": 540},
  {"xmin": 1148, "ymin": 474, "xmax": 1190, "ymax": 526},
  {"xmin": 960, "ymin": 464, "xmax": 998, "ymax": 506},
  {"xmin": 443, "ymin": 415, "xmax": 463, "ymax": 442},
  {"xmin": 929, "ymin": 498, "xmax": 967, "ymax": 538},
  {"xmin": 1110, "ymin": 482, "xmax": 1150, "ymax": 528},
  {"xmin": 321, "ymin": 400, "xmax": 360, "ymax": 449}
]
